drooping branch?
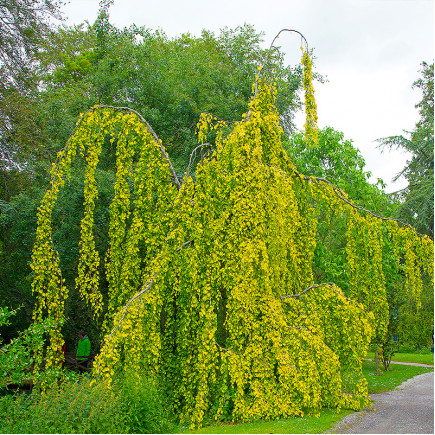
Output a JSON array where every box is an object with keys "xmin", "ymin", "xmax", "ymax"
[
  {"xmin": 52, "ymin": 104, "xmax": 181, "ymax": 190},
  {"xmin": 304, "ymin": 173, "xmax": 428, "ymax": 238},
  {"xmin": 98, "ymin": 105, "xmax": 181, "ymax": 189}
]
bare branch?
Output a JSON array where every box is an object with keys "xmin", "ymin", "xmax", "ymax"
[
  {"xmin": 305, "ymin": 174, "xmax": 427, "ymax": 238},
  {"xmin": 185, "ymin": 142, "xmax": 212, "ymax": 179},
  {"xmin": 104, "ymin": 237, "xmax": 194, "ymax": 348},
  {"xmin": 176, "ymin": 240, "xmax": 193, "ymax": 252},
  {"xmin": 255, "ymin": 29, "xmax": 309, "ymax": 97},
  {"xmin": 281, "ymin": 282, "xmax": 335, "ymax": 300},
  {"xmin": 106, "ymin": 274, "xmax": 157, "ymax": 344}
]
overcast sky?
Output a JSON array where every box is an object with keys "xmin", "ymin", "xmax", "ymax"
[{"xmin": 62, "ymin": 0, "xmax": 434, "ymax": 193}]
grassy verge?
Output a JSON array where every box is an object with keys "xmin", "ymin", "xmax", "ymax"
[
  {"xmin": 185, "ymin": 408, "xmax": 353, "ymax": 434},
  {"xmin": 363, "ymin": 359, "xmax": 433, "ymax": 394},
  {"xmin": 188, "ymin": 361, "xmax": 434, "ymax": 434},
  {"xmin": 366, "ymin": 351, "xmax": 434, "ymax": 365}
]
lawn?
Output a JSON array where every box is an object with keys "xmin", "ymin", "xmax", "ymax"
[
  {"xmin": 362, "ymin": 358, "xmax": 433, "ymax": 394},
  {"xmin": 366, "ymin": 351, "xmax": 434, "ymax": 365},
  {"xmin": 184, "ymin": 408, "xmax": 353, "ymax": 434},
  {"xmin": 187, "ymin": 360, "xmax": 433, "ymax": 434}
]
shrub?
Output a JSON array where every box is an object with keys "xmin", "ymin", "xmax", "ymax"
[
  {"xmin": 116, "ymin": 372, "xmax": 177, "ymax": 434},
  {"xmin": 0, "ymin": 372, "xmax": 176, "ymax": 434}
]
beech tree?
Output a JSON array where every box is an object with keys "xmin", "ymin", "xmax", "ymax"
[{"xmin": 29, "ymin": 40, "xmax": 433, "ymax": 426}]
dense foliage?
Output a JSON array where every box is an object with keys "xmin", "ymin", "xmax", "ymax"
[
  {"xmin": 0, "ymin": 371, "xmax": 175, "ymax": 434},
  {"xmin": 0, "ymin": 2, "xmax": 433, "ymax": 429}
]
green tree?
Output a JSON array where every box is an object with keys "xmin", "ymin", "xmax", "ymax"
[
  {"xmin": 285, "ymin": 127, "xmax": 397, "ymax": 290},
  {"xmin": 19, "ymin": 19, "xmax": 305, "ymax": 178},
  {"xmin": 286, "ymin": 126, "xmax": 395, "ymax": 213},
  {"xmin": 375, "ymin": 63, "xmax": 434, "ymax": 358},
  {"xmin": 0, "ymin": 0, "xmax": 65, "ymax": 174},
  {"xmin": 0, "ymin": 0, "xmax": 64, "ymax": 84},
  {"xmin": 378, "ymin": 62, "xmax": 434, "ymax": 237},
  {"xmin": 284, "ymin": 127, "xmax": 422, "ymax": 366}
]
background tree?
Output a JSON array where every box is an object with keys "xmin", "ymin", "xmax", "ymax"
[
  {"xmin": 0, "ymin": 0, "xmax": 65, "ymax": 177},
  {"xmin": 378, "ymin": 62, "xmax": 434, "ymax": 238},
  {"xmin": 0, "ymin": 0, "xmax": 64, "ymax": 84},
  {"xmin": 285, "ymin": 125, "xmax": 433, "ymax": 359},
  {"xmin": 375, "ymin": 62, "xmax": 434, "ymax": 355},
  {"xmin": 0, "ymin": 0, "xmax": 66, "ymax": 342}
]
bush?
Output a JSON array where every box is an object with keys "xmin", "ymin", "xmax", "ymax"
[
  {"xmin": 117, "ymin": 372, "xmax": 177, "ymax": 434},
  {"xmin": 0, "ymin": 372, "xmax": 176, "ymax": 434}
]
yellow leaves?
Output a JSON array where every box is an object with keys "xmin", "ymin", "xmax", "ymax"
[
  {"xmin": 196, "ymin": 112, "xmax": 227, "ymax": 146},
  {"xmin": 76, "ymin": 132, "xmax": 104, "ymax": 317},
  {"xmin": 302, "ymin": 50, "xmax": 318, "ymax": 147}
]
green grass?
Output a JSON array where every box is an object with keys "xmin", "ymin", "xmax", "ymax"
[
  {"xmin": 186, "ymin": 361, "xmax": 434, "ymax": 434},
  {"xmin": 363, "ymin": 359, "xmax": 434, "ymax": 394},
  {"xmin": 185, "ymin": 408, "xmax": 353, "ymax": 434},
  {"xmin": 366, "ymin": 351, "xmax": 434, "ymax": 365}
]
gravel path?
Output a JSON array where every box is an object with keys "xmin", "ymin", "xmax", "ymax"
[{"xmin": 329, "ymin": 371, "xmax": 434, "ymax": 434}]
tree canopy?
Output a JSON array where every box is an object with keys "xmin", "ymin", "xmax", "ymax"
[{"xmin": 0, "ymin": 0, "xmax": 64, "ymax": 176}]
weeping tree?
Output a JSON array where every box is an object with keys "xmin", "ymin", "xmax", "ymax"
[{"xmin": 30, "ymin": 32, "xmax": 433, "ymax": 427}]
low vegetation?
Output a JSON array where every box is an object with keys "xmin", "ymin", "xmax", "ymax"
[
  {"xmin": 0, "ymin": 356, "xmax": 432, "ymax": 434},
  {"xmin": 0, "ymin": 372, "xmax": 176, "ymax": 434}
]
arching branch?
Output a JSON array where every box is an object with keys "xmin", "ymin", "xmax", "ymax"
[
  {"xmin": 302, "ymin": 173, "xmax": 428, "ymax": 238},
  {"xmin": 185, "ymin": 142, "xmax": 213, "ymax": 179},
  {"xmin": 50, "ymin": 104, "xmax": 182, "ymax": 192},
  {"xmin": 263, "ymin": 160, "xmax": 427, "ymax": 238},
  {"xmin": 243, "ymin": 29, "xmax": 310, "ymax": 123},
  {"xmin": 98, "ymin": 105, "xmax": 181, "ymax": 189},
  {"xmin": 254, "ymin": 29, "xmax": 309, "ymax": 99}
]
